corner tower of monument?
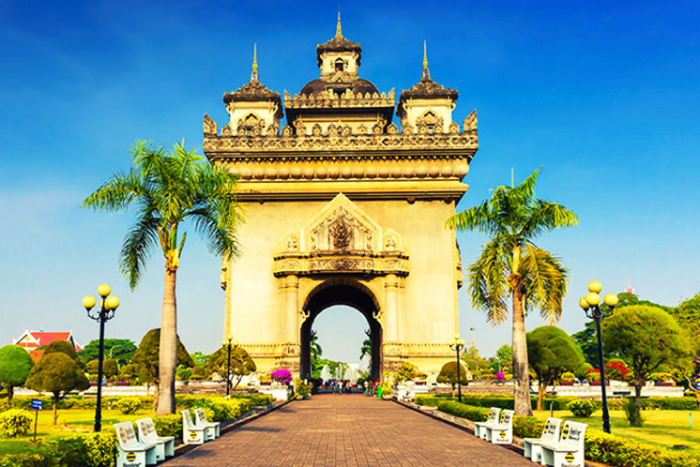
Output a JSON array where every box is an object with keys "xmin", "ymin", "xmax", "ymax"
[{"xmin": 203, "ymin": 23, "xmax": 479, "ymax": 381}]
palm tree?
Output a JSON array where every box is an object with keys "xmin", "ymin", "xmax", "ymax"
[
  {"xmin": 83, "ymin": 140, "xmax": 241, "ymax": 415},
  {"xmin": 360, "ymin": 338, "xmax": 372, "ymax": 360},
  {"xmin": 446, "ymin": 168, "xmax": 578, "ymax": 415},
  {"xmin": 310, "ymin": 334, "xmax": 322, "ymax": 362}
]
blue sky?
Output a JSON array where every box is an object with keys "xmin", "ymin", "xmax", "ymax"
[{"xmin": 1, "ymin": 1, "xmax": 699, "ymax": 364}]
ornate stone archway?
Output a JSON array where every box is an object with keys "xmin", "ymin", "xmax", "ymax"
[{"xmin": 206, "ymin": 26, "xmax": 478, "ymax": 379}]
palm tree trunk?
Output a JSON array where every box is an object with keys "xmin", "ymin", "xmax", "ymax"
[
  {"xmin": 512, "ymin": 289, "xmax": 533, "ymax": 416},
  {"xmin": 157, "ymin": 267, "xmax": 178, "ymax": 415}
]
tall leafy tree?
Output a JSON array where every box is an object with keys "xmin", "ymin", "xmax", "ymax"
[
  {"xmin": 207, "ymin": 346, "xmax": 257, "ymax": 391},
  {"xmin": 0, "ymin": 345, "xmax": 34, "ymax": 406},
  {"xmin": 446, "ymin": 168, "xmax": 578, "ymax": 415},
  {"xmin": 25, "ymin": 353, "xmax": 90, "ymax": 424},
  {"xmin": 604, "ymin": 305, "xmax": 690, "ymax": 426},
  {"xmin": 527, "ymin": 326, "xmax": 585, "ymax": 410},
  {"xmin": 132, "ymin": 328, "xmax": 194, "ymax": 409},
  {"xmin": 83, "ymin": 141, "xmax": 241, "ymax": 415},
  {"xmin": 79, "ymin": 339, "xmax": 137, "ymax": 366}
]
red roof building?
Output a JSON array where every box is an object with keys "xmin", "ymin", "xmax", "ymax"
[{"xmin": 13, "ymin": 330, "xmax": 82, "ymax": 353}]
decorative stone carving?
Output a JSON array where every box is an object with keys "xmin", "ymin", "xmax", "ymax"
[
  {"xmin": 221, "ymin": 123, "xmax": 233, "ymax": 136},
  {"xmin": 330, "ymin": 217, "xmax": 353, "ymax": 251},
  {"xmin": 464, "ymin": 109, "xmax": 477, "ymax": 131},
  {"xmin": 386, "ymin": 122, "xmax": 398, "ymax": 135},
  {"xmin": 203, "ymin": 114, "xmax": 217, "ymax": 135}
]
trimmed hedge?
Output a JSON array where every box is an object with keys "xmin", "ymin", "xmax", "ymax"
[
  {"xmin": 414, "ymin": 394, "xmax": 575, "ymax": 411},
  {"xmin": 151, "ymin": 414, "xmax": 183, "ymax": 439},
  {"xmin": 0, "ymin": 432, "xmax": 117, "ymax": 467},
  {"xmin": 586, "ymin": 429, "xmax": 700, "ymax": 467},
  {"xmin": 436, "ymin": 401, "xmax": 544, "ymax": 438}
]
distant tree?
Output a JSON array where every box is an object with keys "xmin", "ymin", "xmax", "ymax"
[
  {"xmin": 207, "ymin": 346, "xmax": 256, "ymax": 390},
  {"xmin": 118, "ymin": 363, "xmax": 142, "ymax": 382},
  {"xmin": 190, "ymin": 352, "xmax": 211, "ymax": 368},
  {"xmin": 86, "ymin": 360, "xmax": 99, "ymax": 375},
  {"xmin": 572, "ymin": 291, "xmax": 672, "ymax": 367},
  {"xmin": 103, "ymin": 359, "xmax": 118, "ymax": 379},
  {"xmin": 672, "ymin": 292, "xmax": 700, "ymax": 373},
  {"xmin": 446, "ymin": 168, "xmax": 578, "ymax": 416},
  {"xmin": 25, "ymin": 353, "xmax": 90, "ymax": 424},
  {"xmin": 132, "ymin": 329, "xmax": 194, "ymax": 410},
  {"xmin": 604, "ymin": 305, "xmax": 690, "ymax": 426},
  {"xmin": 394, "ymin": 363, "xmax": 427, "ymax": 382},
  {"xmin": 461, "ymin": 344, "xmax": 488, "ymax": 377},
  {"xmin": 496, "ymin": 344, "xmax": 513, "ymax": 372},
  {"xmin": 43, "ymin": 340, "xmax": 78, "ymax": 360},
  {"xmin": 0, "ymin": 345, "xmax": 34, "ymax": 406},
  {"xmin": 78, "ymin": 339, "xmax": 137, "ymax": 366},
  {"xmin": 437, "ymin": 361, "xmax": 468, "ymax": 395},
  {"xmin": 527, "ymin": 326, "xmax": 585, "ymax": 410}
]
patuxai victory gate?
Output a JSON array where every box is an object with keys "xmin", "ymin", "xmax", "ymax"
[{"xmin": 203, "ymin": 20, "xmax": 479, "ymax": 381}]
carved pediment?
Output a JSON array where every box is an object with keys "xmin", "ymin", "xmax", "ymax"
[
  {"xmin": 274, "ymin": 194, "xmax": 409, "ymax": 277},
  {"xmin": 303, "ymin": 193, "xmax": 381, "ymax": 253}
]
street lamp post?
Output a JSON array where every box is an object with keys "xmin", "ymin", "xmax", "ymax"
[
  {"xmin": 82, "ymin": 284, "xmax": 120, "ymax": 433},
  {"xmin": 578, "ymin": 280, "xmax": 618, "ymax": 434},
  {"xmin": 449, "ymin": 334, "xmax": 466, "ymax": 403},
  {"xmin": 221, "ymin": 335, "xmax": 237, "ymax": 396}
]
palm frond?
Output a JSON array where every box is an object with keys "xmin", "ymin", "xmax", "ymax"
[
  {"xmin": 468, "ymin": 237, "xmax": 509, "ymax": 324},
  {"xmin": 119, "ymin": 204, "xmax": 161, "ymax": 290},
  {"xmin": 521, "ymin": 201, "xmax": 579, "ymax": 238},
  {"xmin": 520, "ymin": 242, "xmax": 568, "ymax": 322}
]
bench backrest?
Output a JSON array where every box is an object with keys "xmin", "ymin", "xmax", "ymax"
[
  {"xmin": 559, "ymin": 421, "xmax": 587, "ymax": 450},
  {"xmin": 182, "ymin": 409, "xmax": 196, "ymax": 429},
  {"xmin": 499, "ymin": 410, "xmax": 514, "ymax": 426},
  {"xmin": 487, "ymin": 408, "xmax": 501, "ymax": 423},
  {"xmin": 194, "ymin": 408, "xmax": 209, "ymax": 426},
  {"xmin": 115, "ymin": 421, "xmax": 140, "ymax": 449},
  {"xmin": 540, "ymin": 417, "xmax": 562, "ymax": 442},
  {"xmin": 136, "ymin": 418, "xmax": 158, "ymax": 443}
]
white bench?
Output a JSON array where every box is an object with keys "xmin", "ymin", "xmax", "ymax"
[
  {"xmin": 523, "ymin": 417, "xmax": 562, "ymax": 463},
  {"xmin": 538, "ymin": 420, "xmax": 587, "ymax": 467},
  {"xmin": 194, "ymin": 407, "xmax": 221, "ymax": 440},
  {"xmin": 474, "ymin": 407, "xmax": 501, "ymax": 440},
  {"xmin": 182, "ymin": 409, "xmax": 206, "ymax": 445},
  {"xmin": 114, "ymin": 421, "xmax": 158, "ymax": 467},
  {"xmin": 484, "ymin": 409, "xmax": 514, "ymax": 444},
  {"xmin": 136, "ymin": 417, "xmax": 175, "ymax": 462}
]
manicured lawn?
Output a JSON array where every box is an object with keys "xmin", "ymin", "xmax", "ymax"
[
  {"xmin": 533, "ymin": 409, "xmax": 700, "ymax": 451},
  {"xmin": 0, "ymin": 408, "xmax": 153, "ymax": 456}
]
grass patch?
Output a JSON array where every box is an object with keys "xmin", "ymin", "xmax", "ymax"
[
  {"xmin": 0, "ymin": 408, "xmax": 151, "ymax": 456},
  {"xmin": 533, "ymin": 409, "xmax": 700, "ymax": 452}
]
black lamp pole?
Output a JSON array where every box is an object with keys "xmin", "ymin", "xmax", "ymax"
[
  {"xmin": 579, "ymin": 281, "xmax": 618, "ymax": 434},
  {"xmin": 449, "ymin": 334, "xmax": 466, "ymax": 403},
  {"xmin": 82, "ymin": 284, "xmax": 120, "ymax": 433},
  {"xmin": 221, "ymin": 335, "xmax": 236, "ymax": 396}
]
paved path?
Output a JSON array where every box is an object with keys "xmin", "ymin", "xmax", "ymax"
[{"xmin": 165, "ymin": 395, "xmax": 534, "ymax": 466}]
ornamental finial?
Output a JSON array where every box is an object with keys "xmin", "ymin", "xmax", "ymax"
[
  {"xmin": 336, "ymin": 12, "xmax": 342, "ymax": 38},
  {"xmin": 422, "ymin": 41, "xmax": 430, "ymax": 80},
  {"xmin": 251, "ymin": 43, "xmax": 258, "ymax": 82}
]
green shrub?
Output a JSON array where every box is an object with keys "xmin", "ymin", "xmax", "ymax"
[
  {"xmin": 568, "ymin": 399, "xmax": 597, "ymax": 417},
  {"xmin": 114, "ymin": 397, "xmax": 141, "ymax": 414},
  {"xmin": 645, "ymin": 396, "xmax": 698, "ymax": 410},
  {"xmin": 513, "ymin": 416, "xmax": 544, "ymax": 438},
  {"xmin": 560, "ymin": 372, "xmax": 575, "ymax": 382},
  {"xmin": 152, "ymin": 414, "xmax": 183, "ymax": 439},
  {"xmin": 624, "ymin": 398, "xmax": 644, "ymax": 426},
  {"xmin": 437, "ymin": 401, "xmax": 489, "ymax": 422},
  {"xmin": 0, "ymin": 409, "xmax": 32, "ymax": 437},
  {"xmin": 585, "ymin": 429, "xmax": 700, "ymax": 467},
  {"xmin": 415, "ymin": 395, "xmax": 447, "ymax": 406},
  {"xmin": 294, "ymin": 378, "xmax": 312, "ymax": 398},
  {"xmin": 230, "ymin": 393, "xmax": 273, "ymax": 406},
  {"xmin": 0, "ymin": 452, "xmax": 54, "ymax": 467},
  {"xmin": 43, "ymin": 432, "xmax": 117, "ymax": 467}
]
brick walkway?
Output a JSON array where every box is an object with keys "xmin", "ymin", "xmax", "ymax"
[{"xmin": 165, "ymin": 394, "xmax": 534, "ymax": 466}]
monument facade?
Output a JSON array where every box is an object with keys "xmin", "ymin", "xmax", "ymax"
[{"xmin": 203, "ymin": 21, "xmax": 478, "ymax": 380}]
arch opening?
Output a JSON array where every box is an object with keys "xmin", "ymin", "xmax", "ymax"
[{"xmin": 300, "ymin": 284, "xmax": 382, "ymax": 382}]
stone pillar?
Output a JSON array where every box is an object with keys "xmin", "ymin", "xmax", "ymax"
[
  {"xmin": 285, "ymin": 275, "xmax": 300, "ymax": 343},
  {"xmin": 384, "ymin": 274, "xmax": 399, "ymax": 342}
]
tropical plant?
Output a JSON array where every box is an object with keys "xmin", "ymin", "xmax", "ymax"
[
  {"xmin": 394, "ymin": 362, "xmax": 427, "ymax": 382},
  {"xmin": 25, "ymin": 353, "xmax": 90, "ymax": 424},
  {"xmin": 527, "ymin": 325, "xmax": 585, "ymax": 410},
  {"xmin": 132, "ymin": 328, "xmax": 194, "ymax": 409},
  {"xmin": 271, "ymin": 369, "xmax": 293, "ymax": 385},
  {"xmin": 0, "ymin": 345, "xmax": 34, "ymax": 406},
  {"xmin": 603, "ymin": 305, "xmax": 690, "ymax": 426},
  {"xmin": 446, "ymin": 168, "xmax": 578, "ymax": 415},
  {"xmin": 82, "ymin": 140, "xmax": 241, "ymax": 414}
]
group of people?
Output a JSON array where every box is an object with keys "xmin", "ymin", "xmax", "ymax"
[{"xmin": 323, "ymin": 379, "xmax": 353, "ymax": 394}]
